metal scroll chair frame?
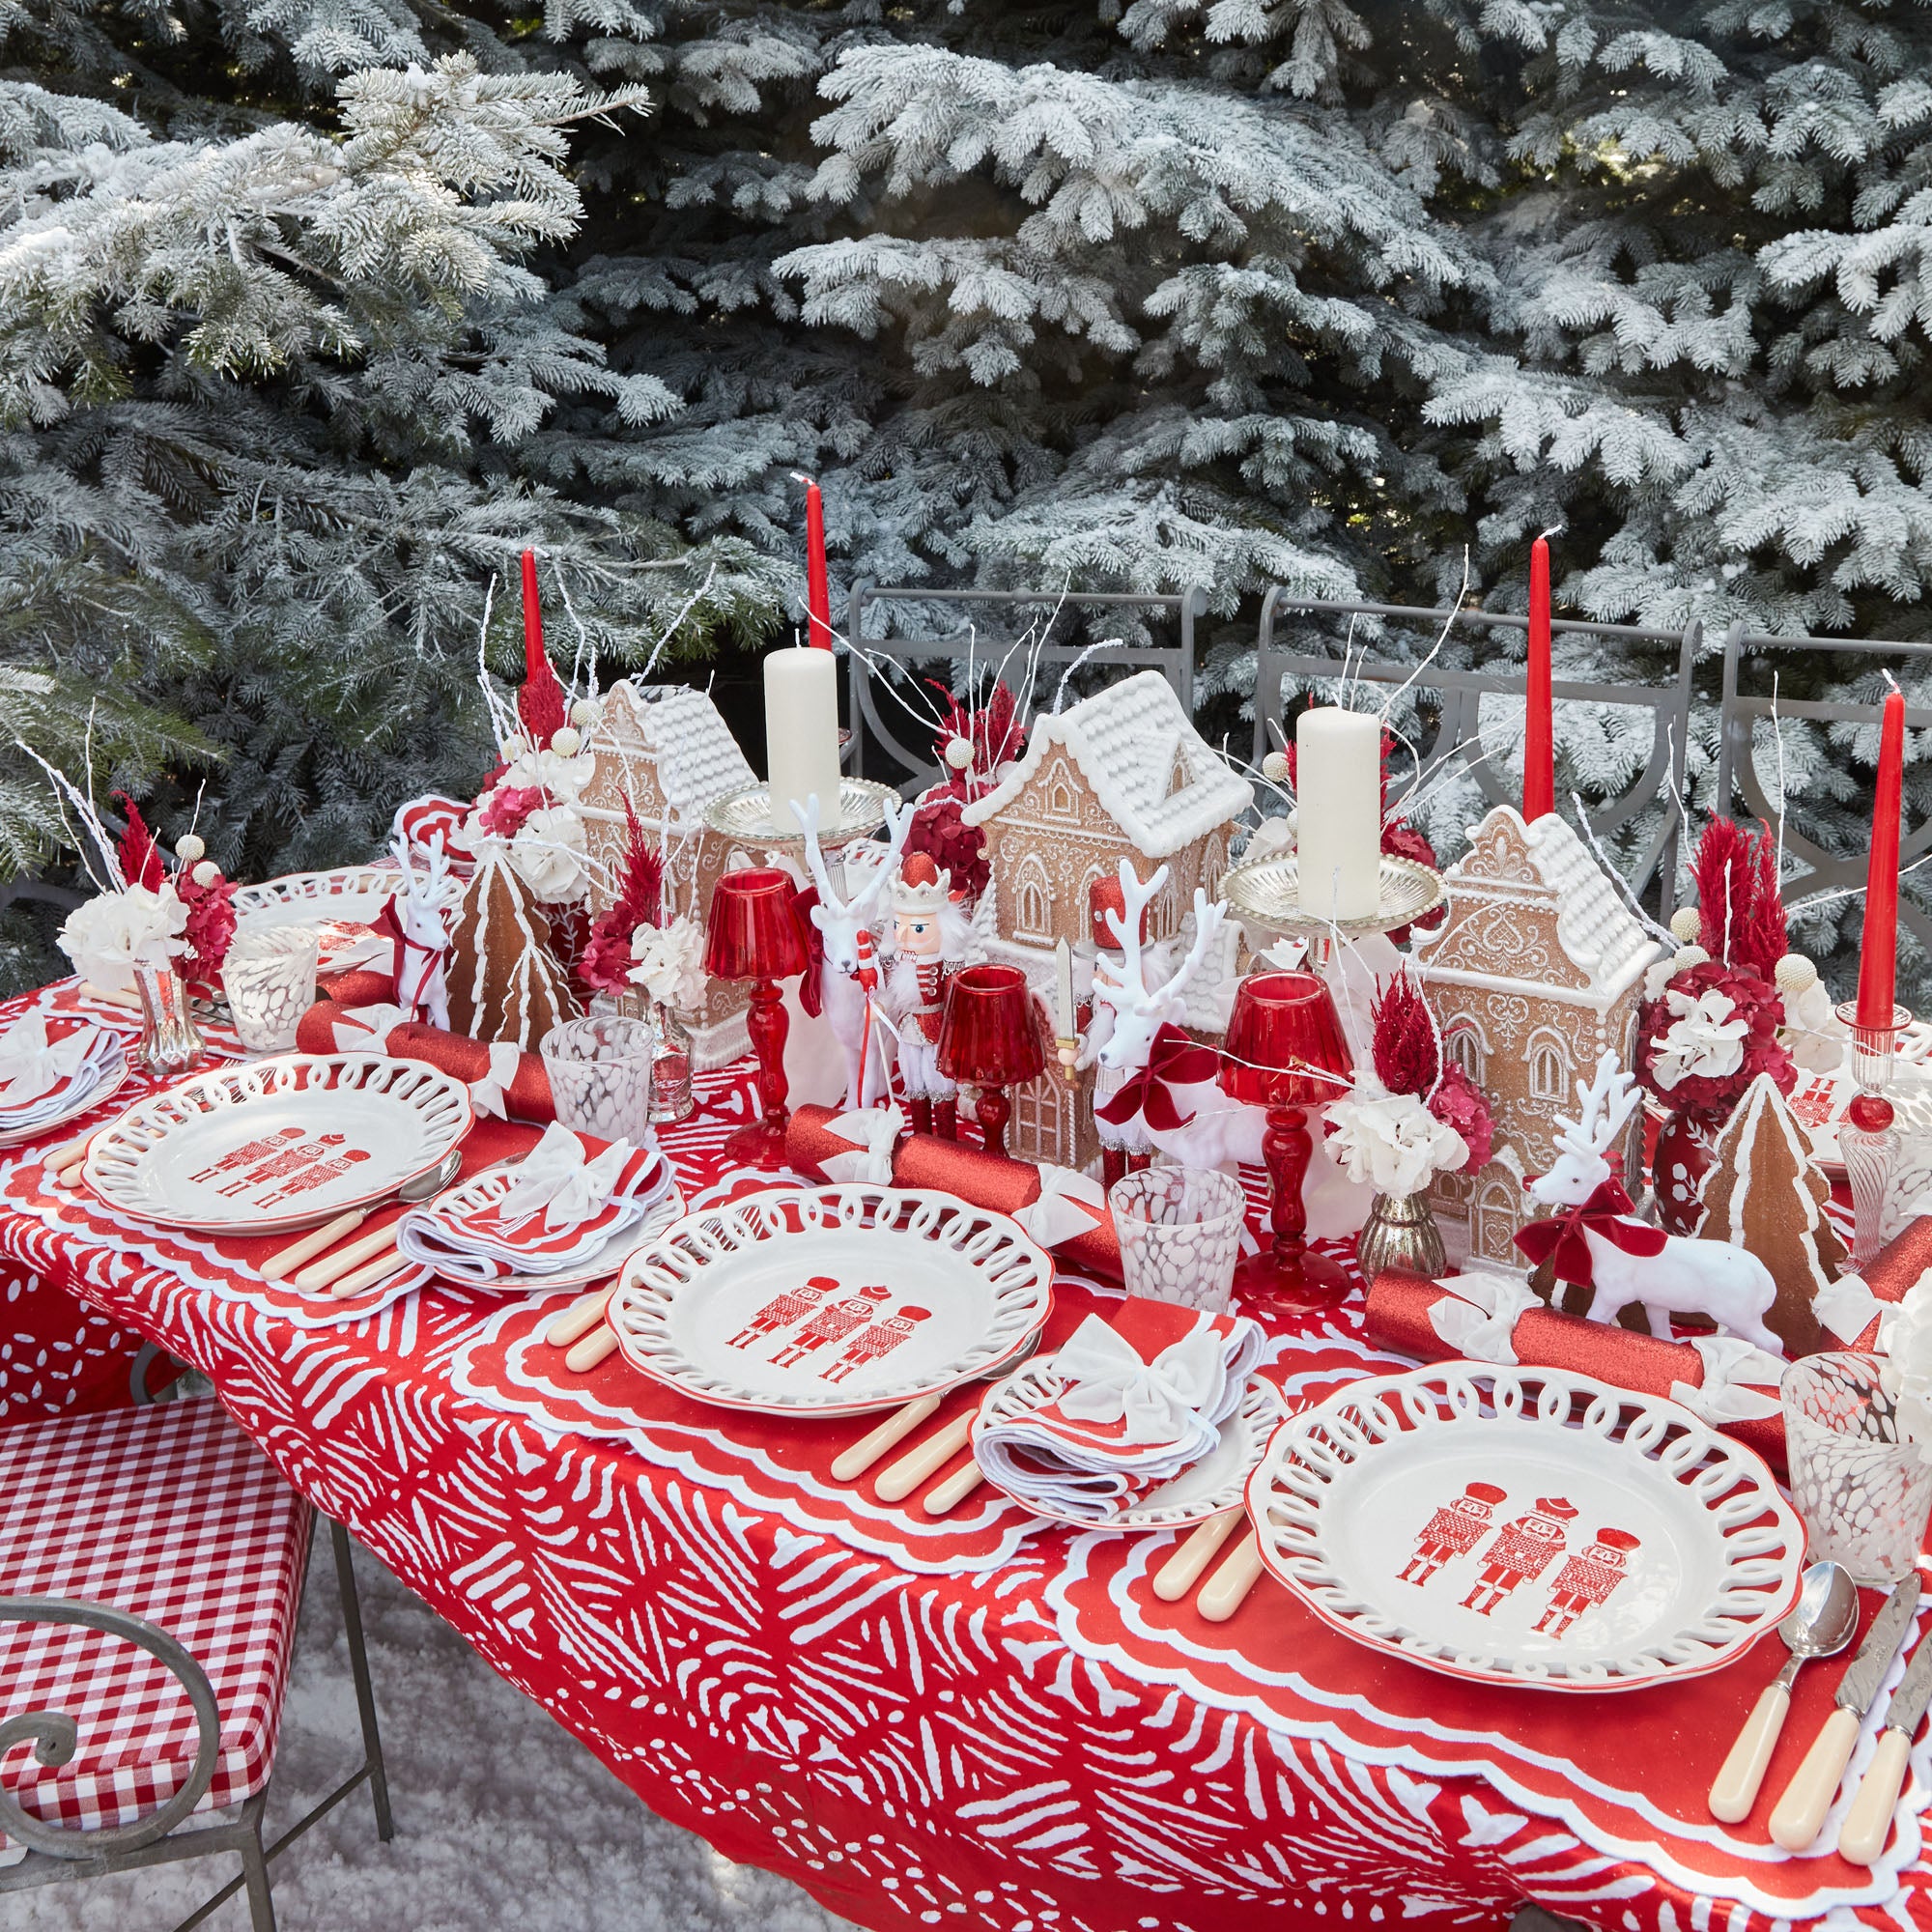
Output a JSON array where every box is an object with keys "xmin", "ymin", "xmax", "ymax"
[
  {"xmin": 843, "ymin": 583, "xmax": 1207, "ymax": 795},
  {"xmin": 1254, "ymin": 589, "xmax": 1701, "ymax": 914},
  {"xmin": 0, "ymin": 1368, "xmax": 393, "ymax": 1932},
  {"xmin": 1714, "ymin": 623, "xmax": 1932, "ymax": 966}
]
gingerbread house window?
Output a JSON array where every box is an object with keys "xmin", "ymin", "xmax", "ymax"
[
  {"xmin": 1044, "ymin": 766, "xmax": 1079, "ymax": 821},
  {"xmin": 1526, "ymin": 1029, "xmax": 1571, "ymax": 1103},
  {"xmin": 1444, "ymin": 1021, "xmax": 1488, "ymax": 1086},
  {"xmin": 1014, "ymin": 857, "xmax": 1052, "ymax": 944},
  {"xmin": 1014, "ymin": 1071, "xmax": 1065, "ymax": 1158}
]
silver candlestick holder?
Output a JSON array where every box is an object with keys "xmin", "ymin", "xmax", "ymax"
[
  {"xmin": 702, "ymin": 779, "xmax": 898, "ymax": 855},
  {"xmin": 1835, "ymin": 999, "xmax": 1911, "ymax": 1269},
  {"xmin": 1216, "ymin": 852, "xmax": 1445, "ymax": 967}
]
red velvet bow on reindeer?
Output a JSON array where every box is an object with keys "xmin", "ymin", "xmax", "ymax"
[
  {"xmin": 1514, "ymin": 1176, "xmax": 1667, "ymax": 1286},
  {"xmin": 1095, "ymin": 1023, "xmax": 1222, "ymax": 1133}
]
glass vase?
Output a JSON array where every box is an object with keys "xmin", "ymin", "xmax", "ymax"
[
  {"xmin": 131, "ymin": 959, "xmax": 206, "ymax": 1078},
  {"xmin": 647, "ymin": 1003, "xmax": 695, "ymax": 1124}
]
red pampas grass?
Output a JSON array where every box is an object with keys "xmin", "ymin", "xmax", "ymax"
[
  {"xmin": 1370, "ymin": 973, "xmax": 1439, "ymax": 1098},
  {"xmin": 1690, "ymin": 816, "xmax": 1787, "ymax": 979},
  {"xmin": 112, "ymin": 792, "xmax": 164, "ymax": 891},
  {"xmin": 581, "ymin": 801, "xmax": 667, "ymax": 995}
]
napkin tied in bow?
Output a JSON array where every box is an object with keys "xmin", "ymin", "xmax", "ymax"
[
  {"xmin": 499, "ymin": 1122, "xmax": 642, "ymax": 1232},
  {"xmin": 0, "ymin": 1012, "xmax": 102, "ymax": 1108}
]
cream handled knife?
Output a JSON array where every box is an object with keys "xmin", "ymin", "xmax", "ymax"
[
  {"xmin": 1771, "ymin": 1575, "xmax": 1921, "ymax": 1852},
  {"xmin": 1839, "ymin": 1625, "xmax": 1932, "ymax": 1864}
]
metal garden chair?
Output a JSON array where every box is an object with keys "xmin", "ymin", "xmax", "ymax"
[{"xmin": 0, "ymin": 1377, "xmax": 392, "ymax": 1930}]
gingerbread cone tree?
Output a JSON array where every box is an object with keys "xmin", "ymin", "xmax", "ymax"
[
  {"xmin": 444, "ymin": 847, "xmax": 578, "ymax": 1050},
  {"xmin": 1696, "ymin": 1072, "xmax": 1843, "ymax": 1358}
]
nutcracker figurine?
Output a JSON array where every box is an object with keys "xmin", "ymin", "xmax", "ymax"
[
  {"xmin": 1075, "ymin": 873, "xmax": 1171, "ymax": 1191},
  {"xmin": 1398, "ymin": 1482, "xmax": 1508, "ymax": 1586},
  {"xmin": 1460, "ymin": 1496, "xmax": 1577, "ymax": 1617},
  {"xmin": 1532, "ymin": 1527, "xmax": 1640, "ymax": 1638},
  {"xmin": 883, "ymin": 852, "xmax": 970, "ymax": 1139}
]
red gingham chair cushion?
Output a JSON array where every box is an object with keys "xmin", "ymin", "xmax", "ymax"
[{"xmin": 0, "ymin": 1396, "xmax": 312, "ymax": 1851}]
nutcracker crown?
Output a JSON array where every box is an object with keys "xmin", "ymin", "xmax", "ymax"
[{"xmin": 893, "ymin": 852, "xmax": 952, "ymax": 917}]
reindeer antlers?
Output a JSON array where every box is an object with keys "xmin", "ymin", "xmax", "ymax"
[
  {"xmin": 1552, "ymin": 1051, "xmax": 1642, "ymax": 1162},
  {"xmin": 800, "ymin": 789, "xmax": 916, "ymax": 921}
]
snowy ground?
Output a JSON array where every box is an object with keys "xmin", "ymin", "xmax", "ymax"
[{"xmin": 10, "ymin": 1536, "xmax": 1569, "ymax": 1931}]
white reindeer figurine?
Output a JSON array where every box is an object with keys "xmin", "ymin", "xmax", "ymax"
[
  {"xmin": 1522, "ymin": 1052, "xmax": 1782, "ymax": 1354},
  {"xmin": 1088, "ymin": 860, "xmax": 1260, "ymax": 1179},
  {"xmin": 798, "ymin": 792, "xmax": 915, "ymax": 1110}
]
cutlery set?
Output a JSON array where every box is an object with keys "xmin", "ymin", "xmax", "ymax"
[{"xmin": 1711, "ymin": 1562, "xmax": 1930, "ymax": 1863}]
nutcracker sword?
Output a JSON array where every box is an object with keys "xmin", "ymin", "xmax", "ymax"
[{"xmin": 1053, "ymin": 938, "xmax": 1078, "ymax": 1086}]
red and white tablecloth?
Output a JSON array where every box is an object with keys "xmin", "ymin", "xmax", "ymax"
[{"xmin": 1, "ymin": 977, "xmax": 1929, "ymax": 1932}]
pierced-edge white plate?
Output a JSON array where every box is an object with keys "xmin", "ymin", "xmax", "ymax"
[
  {"xmin": 418, "ymin": 1157, "xmax": 684, "ymax": 1293},
  {"xmin": 973, "ymin": 1365, "xmax": 1286, "ymax": 1530},
  {"xmin": 608, "ymin": 1185, "xmax": 1054, "ymax": 1418},
  {"xmin": 231, "ymin": 867, "xmax": 462, "ymax": 967},
  {"xmin": 1247, "ymin": 1362, "xmax": 1804, "ymax": 1694},
  {"xmin": 82, "ymin": 1054, "xmax": 473, "ymax": 1236},
  {"xmin": 0, "ymin": 1049, "xmax": 130, "ymax": 1149}
]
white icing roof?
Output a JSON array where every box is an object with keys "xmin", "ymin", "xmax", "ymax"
[
  {"xmin": 603, "ymin": 679, "xmax": 754, "ymax": 818},
  {"xmin": 961, "ymin": 669, "xmax": 1250, "ymax": 856},
  {"xmin": 1520, "ymin": 810, "xmax": 1658, "ymax": 1000}
]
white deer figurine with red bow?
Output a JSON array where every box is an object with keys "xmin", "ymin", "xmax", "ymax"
[
  {"xmin": 797, "ymin": 792, "xmax": 915, "ymax": 1111},
  {"xmin": 1521, "ymin": 1052, "xmax": 1782, "ymax": 1353}
]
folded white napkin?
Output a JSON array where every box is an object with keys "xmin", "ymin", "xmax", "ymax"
[
  {"xmin": 0, "ymin": 1012, "xmax": 103, "ymax": 1110},
  {"xmin": 498, "ymin": 1122, "xmax": 642, "ymax": 1233},
  {"xmin": 975, "ymin": 1301, "xmax": 1265, "ymax": 1521}
]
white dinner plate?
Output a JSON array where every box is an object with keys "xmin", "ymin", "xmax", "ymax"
[
  {"xmin": 608, "ymin": 1185, "xmax": 1054, "ymax": 1417},
  {"xmin": 231, "ymin": 867, "xmax": 462, "ymax": 970},
  {"xmin": 83, "ymin": 1054, "xmax": 473, "ymax": 1236},
  {"xmin": 1247, "ymin": 1362, "xmax": 1804, "ymax": 1693},
  {"xmin": 973, "ymin": 1363, "xmax": 1285, "ymax": 1530},
  {"xmin": 417, "ymin": 1158, "xmax": 685, "ymax": 1293}
]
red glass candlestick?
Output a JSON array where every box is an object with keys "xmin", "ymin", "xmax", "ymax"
[
  {"xmin": 704, "ymin": 867, "xmax": 810, "ymax": 1168},
  {"xmin": 1220, "ymin": 970, "xmax": 1354, "ymax": 1310},
  {"xmin": 937, "ymin": 964, "xmax": 1044, "ymax": 1157}
]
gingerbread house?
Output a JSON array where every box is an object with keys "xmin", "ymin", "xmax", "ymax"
[
  {"xmin": 1410, "ymin": 806, "xmax": 1662, "ymax": 1269},
  {"xmin": 577, "ymin": 679, "xmax": 758, "ymax": 1065},
  {"xmin": 959, "ymin": 669, "xmax": 1250, "ymax": 1168}
]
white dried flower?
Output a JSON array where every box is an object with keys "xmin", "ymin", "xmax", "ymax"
[
  {"xmin": 628, "ymin": 915, "xmax": 706, "ymax": 1010},
  {"xmin": 58, "ymin": 882, "xmax": 190, "ymax": 992},
  {"xmin": 508, "ymin": 806, "xmax": 589, "ymax": 903},
  {"xmin": 174, "ymin": 833, "xmax": 206, "ymax": 863},
  {"xmin": 1323, "ymin": 1087, "xmax": 1468, "ymax": 1197}
]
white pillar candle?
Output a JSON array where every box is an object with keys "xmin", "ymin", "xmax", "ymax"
[
  {"xmin": 1295, "ymin": 706, "xmax": 1382, "ymax": 922},
  {"xmin": 763, "ymin": 646, "xmax": 843, "ymax": 836}
]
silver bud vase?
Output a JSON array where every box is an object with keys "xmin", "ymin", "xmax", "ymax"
[
  {"xmin": 1355, "ymin": 1188, "xmax": 1446, "ymax": 1284},
  {"xmin": 131, "ymin": 959, "xmax": 206, "ymax": 1078}
]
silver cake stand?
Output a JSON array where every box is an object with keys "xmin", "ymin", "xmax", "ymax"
[
  {"xmin": 702, "ymin": 778, "xmax": 900, "ymax": 853},
  {"xmin": 1217, "ymin": 852, "xmax": 1445, "ymax": 964}
]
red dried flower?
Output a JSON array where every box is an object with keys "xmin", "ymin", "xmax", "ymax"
[
  {"xmin": 1634, "ymin": 957, "xmax": 1795, "ymax": 1122},
  {"xmin": 475, "ymin": 783, "xmax": 545, "ymax": 840},
  {"xmin": 1370, "ymin": 973, "xmax": 1439, "ymax": 1097},
  {"xmin": 905, "ymin": 795, "xmax": 990, "ymax": 903},
  {"xmin": 112, "ymin": 791, "xmax": 164, "ymax": 891},
  {"xmin": 928, "ymin": 681, "xmax": 1025, "ymax": 797},
  {"xmin": 1428, "ymin": 1065, "xmax": 1493, "ymax": 1172},
  {"xmin": 179, "ymin": 868, "xmax": 236, "ymax": 982},
  {"xmin": 579, "ymin": 802, "xmax": 668, "ymax": 995}
]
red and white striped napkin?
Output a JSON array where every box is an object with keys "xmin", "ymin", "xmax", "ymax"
[
  {"xmin": 975, "ymin": 1297, "xmax": 1264, "ymax": 1520},
  {"xmin": 397, "ymin": 1123, "xmax": 668, "ymax": 1284}
]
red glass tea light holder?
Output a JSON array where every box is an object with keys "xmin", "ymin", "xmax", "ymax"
[
  {"xmin": 703, "ymin": 866, "xmax": 810, "ymax": 1169},
  {"xmin": 1219, "ymin": 970, "xmax": 1354, "ymax": 1310},
  {"xmin": 936, "ymin": 964, "xmax": 1045, "ymax": 1158}
]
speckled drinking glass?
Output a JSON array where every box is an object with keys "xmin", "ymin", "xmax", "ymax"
[
  {"xmin": 1781, "ymin": 1350, "xmax": 1932, "ymax": 1587},
  {"xmin": 218, "ymin": 925, "xmax": 320, "ymax": 1053},
  {"xmin": 540, "ymin": 1015, "xmax": 656, "ymax": 1145},
  {"xmin": 1109, "ymin": 1166, "xmax": 1247, "ymax": 1315}
]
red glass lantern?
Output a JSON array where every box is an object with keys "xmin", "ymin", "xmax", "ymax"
[
  {"xmin": 704, "ymin": 867, "xmax": 810, "ymax": 1168},
  {"xmin": 937, "ymin": 965, "xmax": 1045, "ymax": 1157},
  {"xmin": 1220, "ymin": 970, "xmax": 1354, "ymax": 1309}
]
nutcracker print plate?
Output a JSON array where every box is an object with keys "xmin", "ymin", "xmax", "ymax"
[
  {"xmin": 231, "ymin": 867, "xmax": 462, "ymax": 970},
  {"xmin": 608, "ymin": 1185, "xmax": 1053, "ymax": 1417},
  {"xmin": 83, "ymin": 1054, "xmax": 473, "ymax": 1237},
  {"xmin": 974, "ymin": 1365, "xmax": 1285, "ymax": 1531},
  {"xmin": 1248, "ymin": 1363, "xmax": 1804, "ymax": 1692}
]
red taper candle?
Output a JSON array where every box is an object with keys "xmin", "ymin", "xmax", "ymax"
[
  {"xmin": 1857, "ymin": 688, "xmax": 1907, "ymax": 1029},
  {"xmin": 1523, "ymin": 536, "xmax": 1554, "ymax": 821},
  {"xmin": 802, "ymin": 477, "xmax": 833, "ymax": 649},
  {"xmin": 521, "ymin": 548, "xmax": 545, "ymax": 676}
]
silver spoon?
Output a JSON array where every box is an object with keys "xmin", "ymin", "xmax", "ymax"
[
  {"xmin": 400, "ymin": 1144, "xmax": 466, "ymax": 1203},
  {"xmin": 1709, "ymin": 1559, "xmax": 1860, "ymax": 1822}
]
